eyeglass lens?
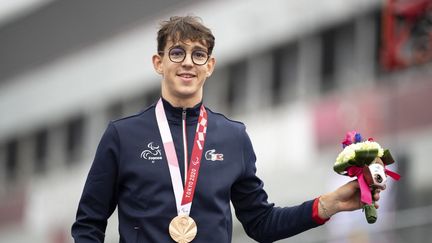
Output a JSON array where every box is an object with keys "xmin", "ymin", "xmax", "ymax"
[{"xmin": 168, "ymin": 47, "xmax": 209, "ymax": 65}]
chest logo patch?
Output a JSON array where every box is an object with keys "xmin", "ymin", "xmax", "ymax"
[
  {"xmin": 140, "ymin": 142, "xmax": 162, "ymax": 163},
  {"xmin": 205, "ymin": 149, "xmax": 224, "ymax": 161}
]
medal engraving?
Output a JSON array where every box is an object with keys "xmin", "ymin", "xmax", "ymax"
[{"xmin": 169, "ymin": 215, "xmax": 197, "ymax": 243}]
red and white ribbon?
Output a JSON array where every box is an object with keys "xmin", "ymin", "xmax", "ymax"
[{"xmin": 155, "ymin": 99, "xmax": 208, "ymax": 215}]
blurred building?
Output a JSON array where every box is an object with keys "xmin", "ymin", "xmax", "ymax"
[{"xmin": 0, "ymin": 0, "xmax": 431, "ymax": 242}]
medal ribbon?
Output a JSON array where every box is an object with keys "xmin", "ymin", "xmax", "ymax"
[{"xmin": 155, "ymin": 98, "xmax": 208, "ymax": 216}]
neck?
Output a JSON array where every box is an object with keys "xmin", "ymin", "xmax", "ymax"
[{"xmin": 161, "ymin": 95, "xmax": 201, "ymax": 108}]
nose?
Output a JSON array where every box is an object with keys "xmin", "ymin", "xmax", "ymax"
[{"xmin": 181, "ymin": 53, "xmax": 194, "ymax": 66}]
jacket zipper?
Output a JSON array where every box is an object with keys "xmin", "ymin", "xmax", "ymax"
[{"xmin": 182, "ymin": 109, "xmax": 188, "ymax": 185}]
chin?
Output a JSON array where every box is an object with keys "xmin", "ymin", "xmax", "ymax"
[
  {"xmin": 175, "ymin": 89, "xmax": 199, "ymax": 99},
  {"xmin": 176, "ymin": 87, "xmax": 198, "ymax": 95}
]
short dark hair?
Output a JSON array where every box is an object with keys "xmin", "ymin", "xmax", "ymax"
[{"xmin": 157, "ymin": 15, "xmax": 215, "ymax": 55}]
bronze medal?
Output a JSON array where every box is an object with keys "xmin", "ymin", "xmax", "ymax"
[
  {"xmin": 156, "ymin": 100, "xmax": 205, "ymax": 243},
  {"xmin": 169, "ymin": 215, "xmax": 197, "ymax": 243}
]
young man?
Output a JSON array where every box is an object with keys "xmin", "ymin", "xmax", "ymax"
[{"xmin": 72, "ymin": 16, "xmax": 382, "ymax": 243}]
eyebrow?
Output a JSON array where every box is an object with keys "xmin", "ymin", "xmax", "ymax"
[{"xmin": 169, "ymin": 44, "xmax": 207, "ymax": 52}]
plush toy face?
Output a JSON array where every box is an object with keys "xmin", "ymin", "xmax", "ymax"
[{"xmin": 363, "ymin": 157, "xmax": 387, "ymax": 190}]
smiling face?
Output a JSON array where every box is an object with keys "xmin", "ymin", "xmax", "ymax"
[{"xmin": 153, "ymin": 39, "xmax": 215, "ymax": 108}]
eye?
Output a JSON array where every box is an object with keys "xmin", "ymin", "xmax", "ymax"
[
  {"xmin": 169, "ymin": 48, "xmax": 185, "ymax": 58},
  {"xmin": 193, "ymin": 50, "xmax": 208, "ymax": 59}
]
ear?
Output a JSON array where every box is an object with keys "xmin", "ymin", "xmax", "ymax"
[
  {"xmin": 152, "ymin": 54, "xmax": 163, "ymax": 75},
  {"xmin": 205, "ymin": 56, "xmax": 216, "ymax": 77}
]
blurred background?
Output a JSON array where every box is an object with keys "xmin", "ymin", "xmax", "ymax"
[{"xmin": 1, "ymin": 0, "xmax": 431, "ymax": 242}]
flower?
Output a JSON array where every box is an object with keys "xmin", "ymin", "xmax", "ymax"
[
  {"xmin": 335, "ymin": 144, "xmax": 356, "ymax": 164},
  {"xmin": 335, "ymin": 132, "xmax": 384, "ymax": 165},
  {"xmin": 334, "ymin": 131, "xmax": 401, "ymax": 224},
  {"xmin": 342, "ymin": 130, "xmax": 363, "ymax": 148}
]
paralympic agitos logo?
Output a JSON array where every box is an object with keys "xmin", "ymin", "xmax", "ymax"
[{"xmin": 140, "ymin": 142, "xmax": 162, "ymax": 163}]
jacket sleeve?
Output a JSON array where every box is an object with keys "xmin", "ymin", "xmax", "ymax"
[
  {"xmin": 231, "ymin": 126, "xmax": 321, "ymax": 243},
  {"xmin": 71, "ymin": 122, "xmax": 120, "ymax": 243}
]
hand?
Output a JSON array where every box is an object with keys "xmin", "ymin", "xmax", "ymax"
[{"xmin": 318, "ymin": 180, "xmax": 383, "ymax": 219}]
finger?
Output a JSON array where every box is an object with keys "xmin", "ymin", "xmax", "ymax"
[
  {"xmin": 373, "ymin": 191, "xmax": 381, "ymax": 201},
  {"xmin": 375, "ymin": 189, "xmax": 381, "ymax": 196},
  {"xmin": 349, "ymin": 179, "xmax": 360, "ymax": 189},
  {"xmin": 374, "ymin": 201, "xmax": 380, "ymax": 209}
]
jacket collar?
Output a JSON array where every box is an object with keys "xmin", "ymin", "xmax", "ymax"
[{"xmin": 161, "ymin": 98, "xmax": 202, "ymax": 124}]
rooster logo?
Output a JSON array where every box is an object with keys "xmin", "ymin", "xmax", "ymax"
[{"xmin": 205, "ymin": 149, "xmax": 224, "ymax": 161}]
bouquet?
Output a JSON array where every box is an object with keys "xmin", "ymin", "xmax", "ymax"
[{"xmin": 334, "ymin": 131, "xmax": 401, "ymax": 223}]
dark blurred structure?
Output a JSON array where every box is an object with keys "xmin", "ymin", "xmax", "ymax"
[{"xmin": 381, "ymin": 0, "xmax": 432, "ymax": 70}]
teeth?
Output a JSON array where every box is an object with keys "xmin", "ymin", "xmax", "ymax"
[{"xmin": 180, "ymin": 74, "xmax": 194, "ymax": 78}]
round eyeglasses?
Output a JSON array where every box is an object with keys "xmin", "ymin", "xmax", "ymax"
[{"xmin": 160, "ymin": 46, "xmax": 210, "ymax": 65}]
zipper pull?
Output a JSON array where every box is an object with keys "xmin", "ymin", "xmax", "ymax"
[{"xmin": 182, "ymin": 108, "xmax": 187, "ymax": 121}]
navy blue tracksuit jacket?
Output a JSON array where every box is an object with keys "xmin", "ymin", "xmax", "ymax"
[{"xmin": 72, "ymin": 99, "xmax": 322, "ymax": 243}]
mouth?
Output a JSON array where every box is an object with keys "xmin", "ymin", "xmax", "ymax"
[
  {"xmin": 177, "ymin": 73, "xmax": 196, "ymax": 78},
  {"xmin": 177, "ymin": 73, "xmax": 196, "ymax": 82}
]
